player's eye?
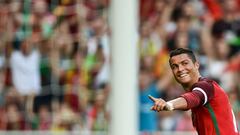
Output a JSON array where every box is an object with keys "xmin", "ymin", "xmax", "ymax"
[
  {"xmin": 182, "ymin": 61, "xmax": 189, "ymax": 66},
  {"xmin": 171, "ymin": 64, "xmax": 178, "ymax": 69}
]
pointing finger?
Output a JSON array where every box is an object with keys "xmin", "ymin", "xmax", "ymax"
[{"xmin": 148, "ymin": 95, "xmax": 157, "ymax": 102}]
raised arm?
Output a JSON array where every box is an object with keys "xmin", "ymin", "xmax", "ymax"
[
  {"xmin": 148, "ymin": 95, "xmax": 188, "ymax": 111},
  {"xmin": 149, "ymin": 79, "xmax": 214, "ymax": 112}
]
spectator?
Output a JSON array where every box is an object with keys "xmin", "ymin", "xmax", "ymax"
[
  {"xmin": 10, "ymin": 37, "xmax": 41, "ymax": 114},
  {"xmin": 87, "ymin": 90, "xmax": 109, "ymax": 131}
]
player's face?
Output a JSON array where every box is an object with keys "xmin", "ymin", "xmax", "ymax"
[{"xmin": 169, "ymin": 54, "xmax": 200, "ymax": 87}]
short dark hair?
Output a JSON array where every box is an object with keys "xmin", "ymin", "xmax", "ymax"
[{"xmin": 169, "ymin": 48, "xmax": 197, "ymax": 63}]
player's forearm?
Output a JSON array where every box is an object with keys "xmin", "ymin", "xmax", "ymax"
[{"xmin": 168, "ymin": 97, "xmax": 188, "ymax": 110}]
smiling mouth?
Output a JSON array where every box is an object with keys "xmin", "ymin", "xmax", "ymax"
[{"xmin": 178, "ymin": 73, "xmax": 188, "ymax": 78}]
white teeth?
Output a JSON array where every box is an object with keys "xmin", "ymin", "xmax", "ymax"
[{"xmin": 179, "ymin": 74, "xmax": 187, "ymax": 78}]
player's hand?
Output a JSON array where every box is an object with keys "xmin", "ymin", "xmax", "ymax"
[{"xmin": 148, "ymin": 95, "xmax": 172, "ymax": 112}]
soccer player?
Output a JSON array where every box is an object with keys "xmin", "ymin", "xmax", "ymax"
[{"xmin": 149, "ymin": 48, "xmax": 239, "ymax": 135}]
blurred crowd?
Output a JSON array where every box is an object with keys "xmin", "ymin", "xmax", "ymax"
[
  {"xmin": 0, "ymin": 0, "xmax": 239, "ymax": 134},
  {"xmin": 0, "ymin": 0, "xmax": 110, "ymax": 132}
]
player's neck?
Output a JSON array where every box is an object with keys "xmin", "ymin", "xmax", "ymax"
[
  {"xmin": 183, "ymin": 75, "xmax": 202, "ymax": 91},
  {"xmin": 182, "ymin": 84, "xmax": 192, "ymax": 91}
]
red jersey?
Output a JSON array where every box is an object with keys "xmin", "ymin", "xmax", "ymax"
[{"xmin": 181, "ymin": 77, "xmax": 239, "ymax": 135}]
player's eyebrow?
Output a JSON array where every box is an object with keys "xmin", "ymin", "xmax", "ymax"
[
  {"xmin": 171, "ymin": 59, "xmax": 189, "ymax": 65},
  {"xmin": 180, "ymin": 59, "xmax": 190, "ymax": 63}
]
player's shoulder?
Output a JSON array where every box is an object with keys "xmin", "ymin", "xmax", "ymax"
[
  {"xmin": 198, "ymin": 77, "xmax": 214, "ymax": 83},
  {"xmin": 192, "ymin": 77, "xmax": 214, "ymax": 91},
  {"xmin": 198, "ymin": 77, "xmax": 214, "ymax": 84}
]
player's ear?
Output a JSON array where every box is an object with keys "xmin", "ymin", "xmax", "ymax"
[{"xmin": 195, "ymin": 61, "xmax": 200, "ymax": 69}]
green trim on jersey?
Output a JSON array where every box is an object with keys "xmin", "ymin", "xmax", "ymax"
[{"xmin": 205, "ymin": 103, "xmax": 221, "ymax": 135}]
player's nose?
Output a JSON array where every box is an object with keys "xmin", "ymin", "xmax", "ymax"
[{"xmin": 178, "ymin": 64, "xmax": 185, "ymax": 72}]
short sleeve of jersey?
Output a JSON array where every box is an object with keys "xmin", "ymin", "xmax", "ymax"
[{"xmin": 191, "ymin": 79, "xmax": 214, "ymax": 105}]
